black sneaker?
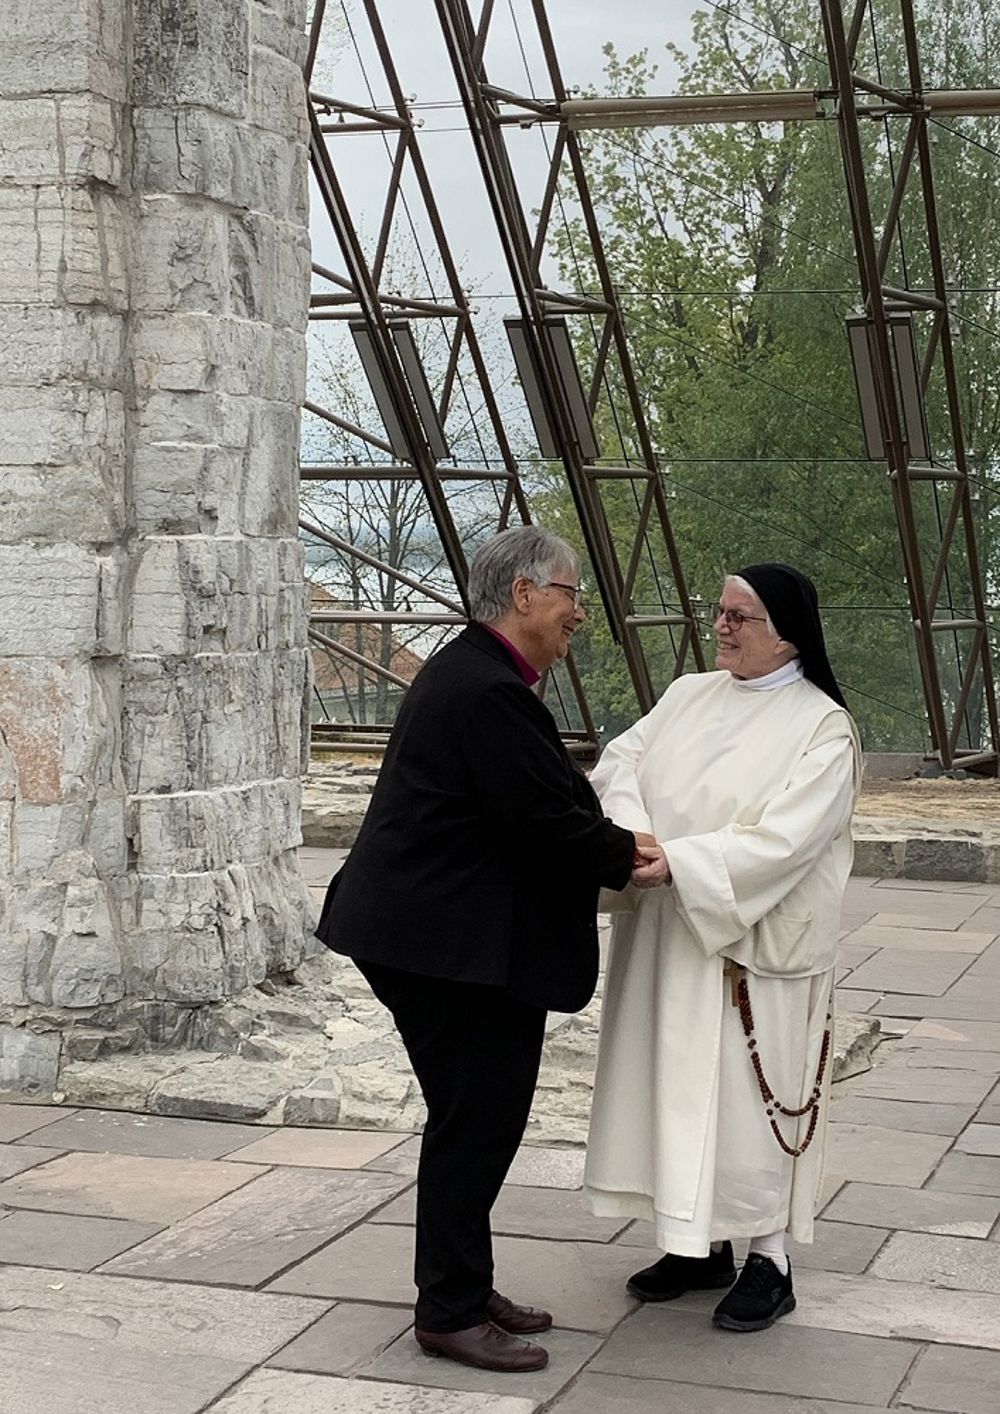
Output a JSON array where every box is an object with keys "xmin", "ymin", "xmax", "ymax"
[
  {"xmin": 627, "ymin": 1241, "xmax": 736, "ymax": 1302},
  {"xmin": 712, "ymin": 1253, "xmax": 796, "ymax": 1332}
]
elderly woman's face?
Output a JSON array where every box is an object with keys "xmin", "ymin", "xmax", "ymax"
[
  {"xmin": 713, "ymin": 581, "xmax": 789, "ymax": 680},
  {"xmin": 513, "ymin": 562, "xmax": 587, "ymax": 670}
]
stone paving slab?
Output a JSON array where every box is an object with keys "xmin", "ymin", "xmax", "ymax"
[
  {"xmin": 874, "ymin": 985, "xmax": 1000, "ymax": 1022},
  {"xmin": 883, "ymin": 1048, "xmax": 1000, "ymax": 1073},
  {"xmin": 977, "ymin": 1079, "xmax": 1000, "ymax": 1132},
  {"xmin": 0, "ymin": 1141, "xmax": 62, "ymax": 1180},
  {"xmin": 268, "ymin": 1217, "xmax": 418, "ymax": 1304},
  {"xmin": 828, "ymin": 1095, "xmax": 977, "ymax": 1135},
  {"xmin": 845, "ymin": 1060, "xmax": 995, "ymax": 1106},
  {"xmin": 837, "ymin": 942, "xmax": 880, "ymax": 971},
  {"xmin": 548, "ymin": 1371, "xmax": 914, "ymax": 1414},
  {"xmin": 786, "ymin": 1220, "xmax": 890, "ymax": 1274},
  {"xmin": 589, "ymin": 1305, "xmax": 919, "ymax": 1404},
  {"xmin": 366, "ymin": 1134, "xmax": 422, "ymax": 1176},
  {"xmin": 839, "ymin": 901, "xmax": 878, "ymax": 927},
  {"xmin": 825, "ymin": 1123, "xmax": 952, "ymax": 1186},
  {"xmin": 18, "ymin": 1108, "xmax": 272, "ymax": 1160},
  {"xmin": 872, "ymin": 879, "xmax": 994, "ymax": 895},
  {"xmin": 505, "ymin": 1146, "xmax": 586, "ymax": 1189},
  {"xmin": 866, "ymin": 914, "xmax": 992, "ymax": 938},
  {"xmin": 102, "ymin": 1165, "xmax": 408, "ymax": 1286},
  {"xmin": 0, "ymin": 1265, "xmax": 330, "ymax": 1356},
  {"xmin": 0, "ymin": 1266, "xmax": 330, "ymax": 1414},
  {"xmin": 0, "ymin": 1209, "xmax": 161, "ymax": 1270},
  {"xmin": 965, "ymin": 939, "xmax": 1000, "ymax": 974},
  {"xmin": 366, "ymin": 1326, "xmax": 603, "ymax": 1403},
  {"xmin": 835, "ymin": 988, "xmax": 881, "ymax": 1012},
  {"xmin": 371, "ymin": 1182, "xmax": 629, "ymax": 1243},
  {"xmin": 858, "ymin": 889, "xmax": 982, "ymax": 922},
  {"xmin": 488, "ymin": 1235, "xmax": 658, "ymax": 1333},
  {"xmin": 271, "ymin": 1222, "xmax": 658, "ymax": 1335},
  {"xmin": 871, "ymin": 1230, "xmax": 1000, "ymax": 1293},
  {"xmin": 784, "ymin": 1269, "xmax": 1000, "ymax": 1349},
  {"xmin": 0, "ymin": 1102, "xmax": 75, "ymax": 1142},
  {"xmin": 0, "ymin": 1150, "xmax": 267, "ymax": 1222},
  {"xmin": 898, "ymin": 1018, "xmax": 1000, "ymax": 1051},
  {"xmin": 876, "ymin": 1016, "xmax": 921, "ymax": 1037},
  {"xmin": 955, "ymin": 1123, "xmax": 1000, "ymax": 1156},
  {"xmin": 843, "ymin": 924, "xmax": 996, "ymax": 953},
  {"xmin": 221, "ymin": 1125, "xmax": 411, "ymax": 1168},
  {"xmin": 977, "ymin": 1080, "xmax": 1000, "ymax": 1124},
  {"xmin": 9, "ymin": 871, "xmax": 1000, "ymax": 1412},
  {"xmin": 897, "ymin": 1343, "xmax": 1000, "ymax": 1414},
  {"xmin": 266, "ymin": 1301, "xmax": 413, "ymax": 1376},
  {"xmin": 846, "ymin": 949, "xmax": 978, "ymax": 997},
  {"xmin": 962, "ymin": 903, "xmax": 1000, "ymax": 932},
  {"xmin": 0, "ymin": 1327, "xmax": 255, "ymax": 1414},
  {"xmin": 925, "ymin": 1153, "xmax": 1000, "ymax": 1196},
  {"xmin": 823, "ymin": 1181, "xmax": 1000, "ymax": 1237},
  {"xmin": 207, "ymin": 1368, "xmax": 538, "ymax": 1414},
  {"xmin": 298, "ymin": 846, "xmax": 348, "ymax": 884}
]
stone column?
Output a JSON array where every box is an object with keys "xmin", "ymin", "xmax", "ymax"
[{"xmin": 0, "ymin": 0, "xmax": 313, "ymax": 1094}]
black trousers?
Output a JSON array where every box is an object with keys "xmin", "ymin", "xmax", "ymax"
[{"xmin": 355, "ymin": 959, "xmax": 547, "ymax": 1332}]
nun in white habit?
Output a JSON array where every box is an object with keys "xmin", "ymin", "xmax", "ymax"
[{"xmin": 584, "ymin": 563, "xmax": 861, "ymax": 1333}]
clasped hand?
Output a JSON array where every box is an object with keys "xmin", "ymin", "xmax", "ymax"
[{"xmin": 630, "ymin": 833, "xmax": 670, "ymax": 889}]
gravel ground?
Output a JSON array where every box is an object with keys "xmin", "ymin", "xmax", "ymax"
[{"xmin": 858, "ymin": 776, "xmax": 1000, "ymax": 822}]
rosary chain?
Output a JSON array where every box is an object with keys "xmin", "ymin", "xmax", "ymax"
[{"xmin": 736, "ymin": 972, "xmax": 831, "ymax": 1159}]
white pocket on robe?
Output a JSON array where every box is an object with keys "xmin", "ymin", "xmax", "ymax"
[{"xmin": 752, "ymin": 908, "xmax": 836, "ymax": 977}]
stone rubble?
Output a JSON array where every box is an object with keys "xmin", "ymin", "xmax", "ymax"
[{"xmin": 4, "ymin": 944, "xmax": 882, "ymax": 1144}]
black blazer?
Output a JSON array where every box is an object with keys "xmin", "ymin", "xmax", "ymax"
[{"xmin": 316, "ymin": 623, "xmax": 635, "ymax": 1012}]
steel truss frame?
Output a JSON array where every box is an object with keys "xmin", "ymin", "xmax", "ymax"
[
  {"xmin": 304, "ymin": 0, "xmax": 998, "ymax": 769},
  {"xmin": 432, "ymin": 0, "xmax": 706, "ymax": 713},
  {"xmin": 818, "ymin": 0, "xmax": 999, "ymax": 769},
  {"xmin": 304, "ymin": 0, "xmax": 599, "ymax": 750},
  {"xmin": 432, "ymin": 0, "xmax": 997, "ymax": 771},
  {"xmin": 304, "ymin": 0, "xmax": 705, "ymax": 752}
]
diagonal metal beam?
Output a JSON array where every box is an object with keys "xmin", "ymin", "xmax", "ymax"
[
  {"xmin": 818, "ymin": 0, "xmax": 998, "ymax": 770},
  {"xmin": 434, "ymin": 0, "xmax": 704, "ymax": 713},
  {"xmin": 303, "ymin": 0, "xmax": 597, "ymax": 745},
  {"xmin": 308, "ymin": 104, "xmax": 470, "ymax": 604}
]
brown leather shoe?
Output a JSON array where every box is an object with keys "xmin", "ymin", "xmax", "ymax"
[
  {"xmin": 415, "ymin": 1321, "xmax": 549, "ymax": 1372},
  {"xmin": 487, "ymin": 1289, "xmax": 553, "ymax": 1334}
]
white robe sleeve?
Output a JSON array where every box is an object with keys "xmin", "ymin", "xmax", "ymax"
[
  {"xmin": 664, "ymin": 730, "xmax": 857, "ymax": 957},
  {"xmin": 589, "ymin": 703, "xmax": 663, "ymax": 836}
]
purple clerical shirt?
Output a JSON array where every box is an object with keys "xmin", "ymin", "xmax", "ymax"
[{"xmin": 479, "ymin": 624, "xmax": 540, "ymax": 687}]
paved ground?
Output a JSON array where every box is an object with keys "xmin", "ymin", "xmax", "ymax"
[{"xmin": 2, "ymin": 872, "xmax": 1000, "ymax": 1412}]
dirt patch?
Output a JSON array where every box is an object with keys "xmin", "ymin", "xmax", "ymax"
[{"xmin": 858, "ymin": 776, "xmax": 1000, "ymax": 823}]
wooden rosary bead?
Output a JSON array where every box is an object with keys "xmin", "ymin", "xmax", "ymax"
[{"xmin": 734, "ymin": 971, "xmax": 830, "ymax": 1157}]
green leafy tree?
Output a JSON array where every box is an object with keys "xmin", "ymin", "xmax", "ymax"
[{"xmin": 541, "ymin": 0, "xmax": 1000, "ymax": 747}]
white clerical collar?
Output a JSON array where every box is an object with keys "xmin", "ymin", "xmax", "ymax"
[{"xmin": 732, "ymin": 658, "xmax": 804, "ymax": 691}]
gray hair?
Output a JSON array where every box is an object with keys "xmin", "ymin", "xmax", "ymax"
[
  {"xmin": 469, "ymin": 526, "xmax": 579, "ymax": 624},
  {"xmin": 725, "ymin": 574, "xmax": 777, "ymax": 637}
]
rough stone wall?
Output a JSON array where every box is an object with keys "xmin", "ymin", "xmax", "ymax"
[{"xmin": 0, "ymin": 0, "xmax": 313, "ymax": 1092}]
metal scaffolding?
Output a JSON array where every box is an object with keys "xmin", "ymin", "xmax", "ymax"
[
  {"xmin": 304, "ymin": 0, "xmax": 1000, "ymax": 771},
  {"xmin": 303, "ymin": 0, "xmax": 599, "ymax": 753}
]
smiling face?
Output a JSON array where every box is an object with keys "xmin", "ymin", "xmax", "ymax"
[
  {"xmin": 714, "ymin": 577, "xmax": 796, "ymax": 680},
  {"xmin": 511, "ymin": 562, "xmax": 586, "ymax": 671}
]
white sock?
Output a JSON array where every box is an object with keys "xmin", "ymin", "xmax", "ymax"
[{"xmin": 748, "ymin": 1230, "xmax": 789, "ymax": 1275}]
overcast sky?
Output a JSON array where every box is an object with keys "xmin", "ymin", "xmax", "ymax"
[
  {"xmin": 304, "ymin": 2, "xmax": 719, "ymax": 475},
  {"xmin": 310, "ymin": 1, "xmax": 699, "ymax": 293}
]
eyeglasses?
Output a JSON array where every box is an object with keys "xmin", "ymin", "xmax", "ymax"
[
  {"xmin": 545, "ymin": 580, "xmax": 586, "ymax": 609},
  {"xmin": 714, "ymin": 604, "xmax": 768, "ymax": 631}
]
